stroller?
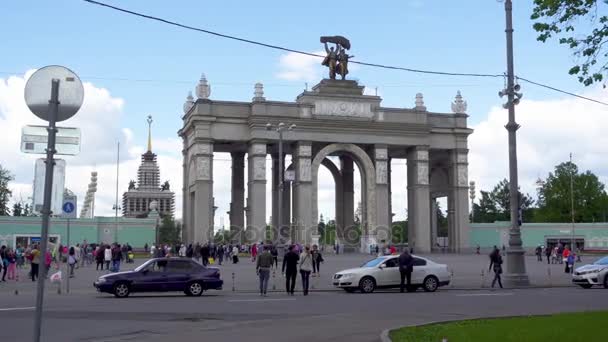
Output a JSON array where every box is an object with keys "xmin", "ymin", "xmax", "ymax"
[{"xmin": 127, "ymin": 251, "xmax": 134, "ymax": 263}]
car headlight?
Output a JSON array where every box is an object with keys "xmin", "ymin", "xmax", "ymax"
[
  {"xmin": 577, "ymin": 269, "xmax": 600, "ymax": 275},
  {"xmin": 340, "ymin": 273, "xmax": 355, "ymax": 279},
  {"xmin": 97, "ymin": 278, "xmax": 107, "ymax": 284}
]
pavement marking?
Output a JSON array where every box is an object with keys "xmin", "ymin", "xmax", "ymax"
[
  {"xmin": 227, "ymin": 298, "xmax": 297, "ymax": 303},
  {"xmin": 0, "ymin": 306, "xmax": 35, "ymax": 312},
  {"xmin": 455, "ymin": 293, "xmax": 514, "ymax": 297}
]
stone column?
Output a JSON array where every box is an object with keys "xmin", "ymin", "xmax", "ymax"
[
  {"xmin": 281, "ymin": 180, "xmax": 291, "ymax": 243},
  {"xmin": 448, "ymin": 149, "xmax": 470, "ymax": 252},
  {"xmin": 247, "ymin": 142, "xmax": 267, "ymax": 244},
  {"xmin": 430, "ymin": 198, "xmax": 438, "ymax": 250},
  {"xmin": 192, "ymin": 141, "xmax": 214, "ymax": 244},
  {"xmin": 388, "ymin": 158, "xmax": 393, "ymax": 229},
  {"xmin": 407, "ymin": 146, "xmax": 431, "ymax": 253},
  {"xmin": 293, "ymin": 142, "xmax": 312, "ymax": 244},
  {"xmin": 340, "ymin": 155, "xmax": 355, "ymax": 250},
  {"xmin": 271, "ymin": 154, "xmax": 279, "ymax": 232},
  {"xmin": 230, "ymin": 152, "xmax": 245, "ymax": 243},
  {"xmin": 374, "ymin": 145, "xmax": 390, "ymax": 244}
]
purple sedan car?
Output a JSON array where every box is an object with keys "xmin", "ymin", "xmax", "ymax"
[{"xmin": 94, "ymin": 258, "xmax": 223, "ymax": 298}]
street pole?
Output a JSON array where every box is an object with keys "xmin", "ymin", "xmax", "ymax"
[
  {"xmin": 66, "ymin": 218, "xmax": 70, "ymax": 294},
  {"xmin": 33, "ymin": 78, "xmax": 60, "ymax": 342},
  {"xmin": 278, "ymin": 129, "xmax": 283, "ymax": 245},
  {"xmin": 114, "ymin": 141, "xmax": 120, "ymax": 243},
  {"xmin": 570, "ymin": 153, "xmax": 575, "ymax": 255},
  {"xmin": 502, "ymin": 0, "xmax": 529, "ymax": 286}
]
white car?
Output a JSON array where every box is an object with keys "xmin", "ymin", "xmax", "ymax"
[
  {"xmin": 333, "ymin": 255, "xmax": 450, "ymax": 293},
  {"xmin": 572, "ymin": 256, "xmax": 608, "ymax": 289}
]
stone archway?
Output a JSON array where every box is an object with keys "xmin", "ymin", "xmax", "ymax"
[{"xmin": 311, "ymin": 143, "xmax": 376, "ymax": 250}]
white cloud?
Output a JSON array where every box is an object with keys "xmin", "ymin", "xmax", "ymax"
[
  {"xmin": 0, "ymin": 72, "xmax": 183, "ymax": 218},
  {"xmin": 469, "ymin": 87, "xmax": 608, "ymax": 201},
  {"xmin": 276, "ymin": 50, "xmax": 325, "ymax": 82}
]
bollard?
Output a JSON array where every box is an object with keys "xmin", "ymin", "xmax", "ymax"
[
  {"xmin": 450, "ymin": 270, "xmax": 454, "ymax": 288},
  {"xmin": 232, "ymin": 272, "xmax": 235, "ymax": 292},
  {"xmin": 272, "ymin": 270, "xmax": 276, "ymax": 290},
  {"xmin": 480, "ymin": 269, "xmax": 485, "ymax": 288}
]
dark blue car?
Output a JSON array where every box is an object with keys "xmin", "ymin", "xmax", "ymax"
[{"xmin": 94, "ymin": 258, "xmax": 223, "ymax": 298}]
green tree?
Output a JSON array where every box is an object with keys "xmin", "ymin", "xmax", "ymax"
[
  {"xmin": 531, "ymin": 0, "xmax": 608, "ymax": 86},
  {"xmin": 23, "ymin": 203, "xmax": 33, "ymax": 216},
  {"xmin": 537, "ymin": 161, "xmax": 608, "ymax": 222},
  {"xmin": 391, "ymin": 220, "xmax": 408, "ymax": 244},
  {"xmin": 0, "ymin": 165, "xmax": 13, "ymax": 216},
  {"xmin": 436, "ymin": 202, "xmax": 448, "ymax": 237},
  {"xmin": 471, "ymin": 179, "xmax": 534, "ymax": 223},
  {"xmin": 158, "ymin": 216, "xmax": 181, "ymax": 245},
  {"xmin": 12, "ymin": 202, "xmax": 23, "ymax": 216},
  {"xmin": 214, "ymin": 229, "xmax": 232, "ymax": 244}
]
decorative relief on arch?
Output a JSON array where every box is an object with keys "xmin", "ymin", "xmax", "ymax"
[
  {"xmin": 376, "ymin": 161, "xmax": 387, "ymax": 184},
  {"xmin": 196, "ymin": 157, "xmax": 211, "ymax": 181},
  {"xmin": 417, "ymin": 163, "xmax": 429, "ymax": 185},
  {"xmin": 188, "ymin": 161, "xmax": 196, "ymax": 186},
  {"xmin": 253, "ymin": 158, "xmax": 266, "ymax": 181},
  {"xmin": 457, "ymin": 164, "xmax": 468, "ymax": 187},
  {"xmin": 416, "ymin": 149, "xmax": 429, "ymax": 161},
  {"xmin": 298, "ymin": 158, "xmax": 311, "ymax": 182}
]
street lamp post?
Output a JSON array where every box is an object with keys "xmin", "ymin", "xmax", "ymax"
[
  {"xmin": 266, "ymin": 122, "xmax": 295, "ymax": 245},
  {"xmin": 569, "ymin": 153, "xmax": 576, "ymax": 257},
  {"xmin": 469, "ymin": 181, "xmax": 476, "ymax": 223},
  {"xmin": 500, "ymin": 0, "xmax": 529, "ymax": 286}
]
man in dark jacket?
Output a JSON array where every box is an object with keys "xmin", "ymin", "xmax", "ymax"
[
  {"xmin": 282, "ymin": 245, "xmax": 300, "ymax": 295},
  {"xmin": 398, "ymin": 249, "xmax": 415, "ymax": 293}
]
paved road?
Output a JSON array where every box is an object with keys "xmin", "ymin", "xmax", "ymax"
[{"xmin": 0, "ymin": 253, "xmax": 606, "ymax": 342}]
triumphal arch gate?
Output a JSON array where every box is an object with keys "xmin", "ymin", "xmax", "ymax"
[{"xmin": 179, "ymin": 38, "xmax": 472, "ymax": 253}]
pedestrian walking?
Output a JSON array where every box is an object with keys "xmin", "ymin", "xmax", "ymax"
[
  {"xmin": 251, "ymin": 243, "xmax": 258, "ymax": 262},
  {"xmin": 111, "ymin": 244, "xmax": 122, "ymax": 272},
  {"xmin": 545, "ymin": 245, "xmax": 552, "ymax": 265},
  {"xmin": 30, "ymin": 245, "xmax": 40, "ymax": 281},
  {"xmin": 567, "ymin": 252, "xmax": 575, "ymax": 274},
  {"xmin": 299, "ymin": 246, "xmax": 313, "ymax": 296},
  {"xmin": 0, "ymin": 245, "xmax": 7, "ymax": 281},
  {"xmin": 232, "ymin": 245, "xmax": 239, "ymax": 264},
  {"xmin": 311, "ymin": 245, "xmax": 323, "ymax": 277},
  {"xmin": 282, "ymin": 245, "xmax": 299, "ymax": 295},
  {"xmin": 6, "ymin": 249, "xmax": 16, "ymax": 280},
  {"xmin": 489, "ymin": 248, "xmax": 503, "ymax": 289},
  {"xmin": 95, "ymin": 246, "xmax": 104, "ymax": 270},
  {"xmin": 563, "ymin": 246, "xmax": 572, "ymax": 273},
  {"xmin": 104, "ymin": 245, "xmax": 112, "ymax": 270},
  {"xmin": 398, "ymin": 249, "xmax": 415, "ymax": 293},
  {"xmin": 270, "ymin": 246, "xmax": 278, "ymax": 269},
  {"xmin": 256, "ymin": 245, "xmax": 273, "ymax": 296},
  {"xmin": 217, "ymin": 244, "xmax": 224, "ymax": 265},
  {"xmin": 535, "ymin": 245, "xmax": 543, "ymax": 262},
  {"xmin": 68, "ymin": 246, "xmax": 77, "ymax": 278}
]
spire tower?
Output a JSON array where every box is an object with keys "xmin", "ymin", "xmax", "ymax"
[{"xmin": 147, "ymin": 115, "xmax": 153, "ymax": 152}]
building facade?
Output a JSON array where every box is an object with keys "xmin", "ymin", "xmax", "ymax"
[
  {"xmin": 122, "ymin": 116, "xmax": 175, "ymax": 218},
  {"xmin": 180, "ymin": 77, "xmax": 472, "ymax": 252}
]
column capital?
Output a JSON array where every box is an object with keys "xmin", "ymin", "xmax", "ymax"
[
  {"xmin": 248, "ymin": 141, "xmax": 267, "ymax": 157},
  {"xmin": 408, "ymin": 145, "xmax": 430, "ymax": 163},
  {"xmin": 374, "ymin": 145, "xmax": 388, "ymax": 161},
  {"xmin": 294, "ymin": 141, "xmax": 312, "ymax": 158}
]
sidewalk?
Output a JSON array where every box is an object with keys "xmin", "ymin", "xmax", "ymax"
[{"xmin": 0, "ymin": 253, "xmax": 579, "ymax": 295}]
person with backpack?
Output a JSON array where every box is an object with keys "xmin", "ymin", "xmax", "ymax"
[
  {"xmin": 311, "ymin": 245, "xmax": 324, "ymax": 277},
  {"xmin": 299, "ymin": 246, "xmax": 313, "ymax": 296},
  {"xmin": 489, "ymin": 248, "xmax": 503, "ymax": 289}
]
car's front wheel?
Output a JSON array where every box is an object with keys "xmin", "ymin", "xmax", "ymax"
[
  {"xmin": 359, "ymin": 277, "xmax": 376, "ymax": 294},
  {"xmin": 186, "ymin": 281, "xmax": 204, "ymax": 296},
  {"xmin": 113, "ymin": 282, "xmax": 130, "ymax": 298},
  {"xmin": 423, "ymin": 276, "xmax": 439, "ymax": 292},
  {"xmin": 578, "ymin": 284, "xmax": 593, "ymax": 289}
]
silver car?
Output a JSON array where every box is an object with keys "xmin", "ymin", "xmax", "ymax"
[
  {"xmin": 572, "ymin": 256, "xmax": 608, "ymax": 289},
  {"xmin": 333, "ymin": 255, "xmax": 451, "ymax": 293}
]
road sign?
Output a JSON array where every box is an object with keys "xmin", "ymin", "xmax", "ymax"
[
  {"xmin": 32, "ymin": 159, "xmax": 66, "ymax": 215},
  {"xmin": 21, "ymin": 125, "xmax": 81, "ymax": 155},
  {"xmin": 62, "ymin": 202, "xmax": 74, "ymax": 213},
  {"xmin": 24, "ymin": 65, "xmax": 84, "ymax": 122}
]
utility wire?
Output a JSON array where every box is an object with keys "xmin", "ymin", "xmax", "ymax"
[
  {"xmin": 516, "ymin": 77, "xmax": 608, "ymax": 106},
  {"xmin": 80, "ymin": 0, "xmax": 502, "ymax": 79}
]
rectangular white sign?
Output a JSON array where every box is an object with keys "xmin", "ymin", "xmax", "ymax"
[
  {"xmin": 32, "ymin": 158, "xmax": 66, "ymax": 216},
  {"xmin": 21, "ymin": 125, "xmax": 81, "ymax": 155}
]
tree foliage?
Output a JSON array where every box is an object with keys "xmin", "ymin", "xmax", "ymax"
[
  {"xmin": 536, "ymin": 161, "xmax": 608, "ymax": 222},
  {"xmin": 532, "ymin": 0, "xmax": 608, "ymax": 86},
  {"xmin": 472, "ymin": 179, "xmax": 534, "ymax": 223},
  {"xmin": 158, "ymin": 216, "xmax": 181, "ymax": 245},
  {"xmin": 0, "ymin": 164, "xmax": 13, "ymax": 216}
]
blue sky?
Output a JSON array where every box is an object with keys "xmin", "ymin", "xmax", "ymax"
[{"xmin": 2, "ymin": 0, "xmax": 605, "ymax": 222}]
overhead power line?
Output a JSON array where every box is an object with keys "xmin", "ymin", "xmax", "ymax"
[
  {"xmin": 80, "ymin": 0, "xmax": 502, "ymax": 79},
  {"xmin": 516, "ymin": 77, "xmax": 608, "ymax": 106}
]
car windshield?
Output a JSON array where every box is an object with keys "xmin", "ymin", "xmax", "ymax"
[
  {"xmin": 593, "ymin": 256, "xmax": 608, "ymax": 265},
  {"xmin": 134, "ymin": 259, "xmax": 155, "ymax": 272},
  {"xmin": 361, "ymin": 258, "xmax": 385, "ymax": 267}
]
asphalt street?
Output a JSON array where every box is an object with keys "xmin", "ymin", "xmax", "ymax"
[{"xmin": 0, "ymin": 254, "xmax": 605, "ymax": 342}]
